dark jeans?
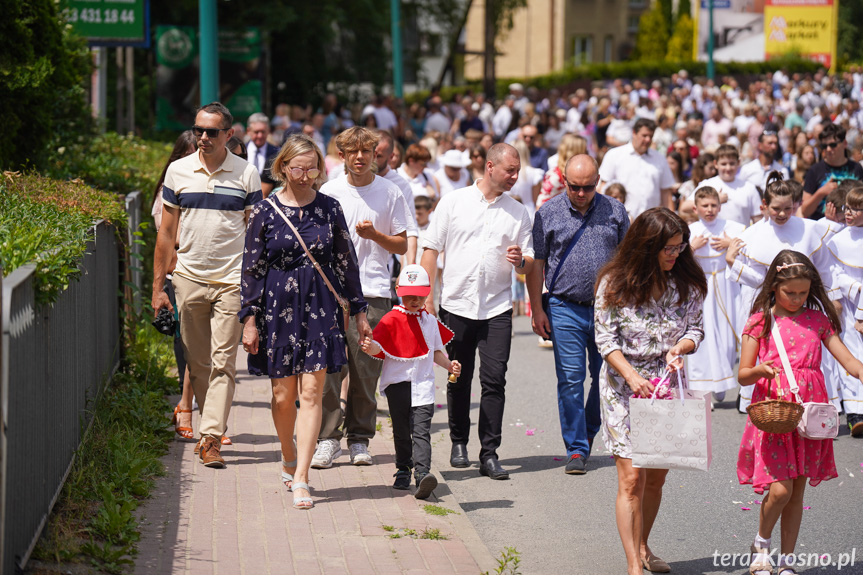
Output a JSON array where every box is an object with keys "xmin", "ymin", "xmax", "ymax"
[
  {"xmin": 439, "ymin": 307, "xmax": 512, "ymax": 462},
  {"xmin": 319, "ymin": 297, "xmax": 389, "ymax": 446},
  {"xmin": 547, "ymin": 296, "xmax": 602, "ymax": 458},
  {"xmin": 164, "ymin": 277, "xmax": 186, "ymax": 391},
  {"xmin": 384, "ymin": 381, "xmax": 434, "ymax": 476}
]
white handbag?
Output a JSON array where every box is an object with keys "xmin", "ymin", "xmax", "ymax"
[{"xmin": 771, "ymin": 321, "xmax": 839, "ymax": 440}]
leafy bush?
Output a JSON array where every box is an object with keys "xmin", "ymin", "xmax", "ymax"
[
  {"xmin": 0, "ymin": 0, "xmax": 93, "ymax": 171},
  {"xmin": 46, "ymin": 133, "xmax": 173, "ymax": 197},
  {"xmin": 406, "ymin": 58, "xmax": 823, "ymax": 104},
  {"xmin": 0, "ymin": 173, "xmax": 125, "ymax": 305}
]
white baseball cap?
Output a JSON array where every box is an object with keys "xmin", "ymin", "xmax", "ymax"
[{"xmin": 397, "ymin": 264, "xmax": 431, "ymax": 297}]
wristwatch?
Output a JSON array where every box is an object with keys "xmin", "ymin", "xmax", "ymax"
[{"xmin": 518, "ymin": 257, "xmax": 525, "ymax": 268}]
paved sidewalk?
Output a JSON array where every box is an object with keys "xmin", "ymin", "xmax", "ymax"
[{"xmin": 134, "ymin": 352, "xmax": 496, "ymax": 575}]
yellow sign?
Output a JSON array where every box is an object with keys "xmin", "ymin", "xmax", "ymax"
[{"xmin": 764, "ymin": 2, "xmax": 838, "ymax": 71}]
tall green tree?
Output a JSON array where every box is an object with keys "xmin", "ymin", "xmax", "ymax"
[
  {"xmin": 0, "ymin": 0, "xmax": 91, "ymax": 170},
  {"xmin": 659, "ymin": 0, "xmax": 674, "ymax": 35},
  {"xmin": 677, "ymin": 0, "xmax": 692, "ymax": 23},
  {"xmin": 667, "ymin": 13, "xmax": 695, "ymax": 61},
  {"xmin": 635, "ymin": 1, "xmax": 669, "ymax": 62}
]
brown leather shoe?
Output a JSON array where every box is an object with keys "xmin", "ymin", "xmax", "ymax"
[
  {"xmin": 199, "ymin": 437, "xmax": 225, "ymax": 468},
  {"xmin": 194, "ymin": 438, "xmax": 203, "ymax": 455}
]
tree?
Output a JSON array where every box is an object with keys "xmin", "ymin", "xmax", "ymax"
[
  {"xmin": 677, "ymin": 0, "xmax": 692, "ymax": 23},
  {"xmin": 0, "ymin": 0, "xmax": 91, "ymax": 170},
  {"xmin": 667, "ymin": 13, "xmax": 695, "ymax": 61},
  {"xmin": 634, "ymin": 2, "xmax": 669, "ymax": 62}
]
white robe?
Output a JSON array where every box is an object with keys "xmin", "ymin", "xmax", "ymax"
[
  {"xmin": 827, "ymin": 226, "xmax": 863, "ymax": 415},
  {"xmin": 726, "ymin": 217, "xmax": 835, "ymax": 410},
  {"xmin": 687, "ymin": 218, "xmax": 745, "ymax": 393}
]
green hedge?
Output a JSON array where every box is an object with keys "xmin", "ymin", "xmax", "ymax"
[
  {"xmin": 47, "ymin": 133, "xmax": 173, "ymax": 197},
  {"xmin": 0, "ymin": 174, "xmax": 126, "ymax": 305},
  {"xmin": 407, "ymin": 57, "xmax": 824, "ymax": 104}
]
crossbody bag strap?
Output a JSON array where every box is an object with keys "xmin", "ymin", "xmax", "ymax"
[
  {"xmin": 770, "ymin": 319, "xmax": 800, "ymax": 400},
  {"xmin": 266, "ymin": 197, "xmax": 349, "ymax": 311},
  {"xmin": 547, "ymin": 207, "xmax": 595, "ymax": 294}
]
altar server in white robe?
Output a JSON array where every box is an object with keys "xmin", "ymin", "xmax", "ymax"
[
  {"xmin": 687, "ymin": 186, "xmax": 745, "ymax": 402},
  {"xmin": 726, "ymin": 173, "xmax": 836, "ymax": 412},
  {"xmin": 826, "ymin": 185, "xmax": 863, "ymax": 437}
]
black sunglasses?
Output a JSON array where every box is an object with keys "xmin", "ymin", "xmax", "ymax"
[
  {"xmin": 566, "ymin": 181, "xmax": 597, "ymax": 193},
  {"xmin": 192, "ymin": 126, "xmax": 229, "ymax": 138},
  {"xmin": 821, "ymin": 140, "xmax": 844, "ymax": 150}
]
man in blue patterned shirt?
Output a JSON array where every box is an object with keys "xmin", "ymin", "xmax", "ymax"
[{"xmin": 527, "ymin": 154, "xmax": 629, "ymax": 475}]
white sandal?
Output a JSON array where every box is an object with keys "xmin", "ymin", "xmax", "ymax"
[
  {"xmin": 292, "ymin": 482, "xmax": 313, "ymax": 509},
  {"xmin": 281, "ymin": 458, "xmax": 297, "ymax": 491},
  {"xmin": 749, "ymin": 545, "xmax": 774, "ymax": 575}
]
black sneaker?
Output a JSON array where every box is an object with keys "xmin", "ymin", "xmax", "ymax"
[
  {"xmin": 565, "ymin": 454, "xmax": 586, "ymax": 475},
  {"xmin": 414, "ymin": 472, "xmax": 438, "ymax": 499},
  {"xmin": 393, "ymin": 469, "xmax": 411, "ymax": 490},
  {"xmin": 849, "ymin": 414, "xmax": 863, "ymax": 438}
]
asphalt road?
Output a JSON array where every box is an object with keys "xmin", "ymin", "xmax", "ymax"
[{"xmin": 429, "ymin": 315, "xmax": 863, "ymax": 575}]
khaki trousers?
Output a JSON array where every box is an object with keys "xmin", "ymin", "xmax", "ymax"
[
  {"xmin": 173, "ymin": 275, "xmax": 242, "ymax": 439},
  {"xmin": 319, "ymin": 297, "xmax": 390, "ymax": 446}
]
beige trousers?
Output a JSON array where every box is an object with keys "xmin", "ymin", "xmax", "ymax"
[{"xmin": 173, "ymin": 274, "xmax": 242, "ymax": 439}]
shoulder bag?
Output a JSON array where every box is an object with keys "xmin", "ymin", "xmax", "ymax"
[
  {"xmin": 266, "ymin": 197, "xmax": 351, "ymax": 330},
  {"xmin": 541, "ymin": 206, "xmax": 595, "ymax": 314},
  {"xmin": 771, "ymin": 320, "xmax": 839, "ymax": 439}
]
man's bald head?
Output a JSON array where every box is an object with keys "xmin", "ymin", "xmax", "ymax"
[
  {"xmin": 487, "ymin": 143, "xmax": 518, "ymax": 166},
  {"xmin": 565, "ymin": 154, "xmax": 599, "ymax": 181}
]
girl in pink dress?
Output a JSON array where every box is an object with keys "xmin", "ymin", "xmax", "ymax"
[{"xmin": 737, "ymin": 250, "xmax": 863, "ymax": 575}]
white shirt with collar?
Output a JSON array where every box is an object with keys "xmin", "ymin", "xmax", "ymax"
[
  {"xmin": 423, "ymin": 182, "xmax": 534, "ymax": 320},
  {"xmin": 599, "ymin": 142, "xmax": 675, "ymax": 218},
  {"xmin": 738, "ymin": 158, "xmax": 790, "ymax": 190}
]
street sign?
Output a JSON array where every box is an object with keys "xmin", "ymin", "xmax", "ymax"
[
  {"xmin": 64, "ymin": 0, "xmax": 150, "ymax": 47},
  {"xmin": 700, "ymin": 0, "xmax": 731, "ymax": 7}
]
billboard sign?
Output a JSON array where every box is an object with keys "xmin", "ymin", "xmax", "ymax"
[
  {"xmin": 64, "ymin": 0, "xmax": 149, "ymax": 47},
  {"xmin": 693, "ymin": 0, "xmax": 837, "ymax": 71}
]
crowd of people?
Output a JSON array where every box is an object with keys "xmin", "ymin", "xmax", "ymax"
[{"xmin": 151, "ymin": 66, "xmax": 863, "ymax": 574}]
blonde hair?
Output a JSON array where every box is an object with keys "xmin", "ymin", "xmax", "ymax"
[
  {"xmin": 271, "ymin": 134, "xmax": 326, "ymax": 187},
  {"xmin": 334, "ymin": 126, "xmax": 380, "ymax": 153},
  {"xmin": 557, "ymin": 134, "xmax": 587, "ymax": 172},
  {"xmin": 419, "ymin": 136, "xmax": 439, "ymax": 162}
]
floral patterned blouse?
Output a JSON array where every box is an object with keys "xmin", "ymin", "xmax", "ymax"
[{"xmin": 594, "ymin": 277, "xmax": 705, "ymax": 457}]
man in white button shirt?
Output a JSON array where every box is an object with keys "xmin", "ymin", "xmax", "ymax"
[
  {"xmin": 598, "ymin": 118, "xmax": 676, "ymax": 219},
  {"xmin": 420, "ymin": 143, "xmax": 535, "ymax": 480},
  {"xmin": 245, "ymin": 113, "xmax": 279, "ymax": 197}
]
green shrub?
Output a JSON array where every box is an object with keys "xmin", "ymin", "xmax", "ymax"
[
  {"xmin": 0, "ymin": 0, "xmax": 92, "ymax": 171},
  {"xmin": 46, "ymin": 133, "xmax": 173, "ymax": 197},
  {"xmin": 0, "ymin": 173, "xmax": 125, "ymax": 305}
]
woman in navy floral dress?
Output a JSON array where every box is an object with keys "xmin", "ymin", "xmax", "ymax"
[{"xmin": 240, "ymin": 134, "xmax": 370, "ymax": 509}]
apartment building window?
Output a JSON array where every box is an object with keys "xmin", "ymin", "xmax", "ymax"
[
  {"xmin": 573, "ymin": 36, "xmax": 593, "ymax": 66},
  {"xmin": 604, "ymin": 36, "xmax": 614, "ymax": 62},
  {"xmin": 627, "ymin": 15, "xmax": 640, "ymax": 35},
  {"xmin": 628, "ymin": 0, "xmax": 647, "ymax": 7}
]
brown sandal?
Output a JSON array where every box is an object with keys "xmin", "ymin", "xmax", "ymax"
[
  {"xmin": 171, "ymin": 405, "xmax": 194, "ymax": 440},
  {"xmin": 641, "ymin": 555, "xmax": 671, "ymax": 573}
]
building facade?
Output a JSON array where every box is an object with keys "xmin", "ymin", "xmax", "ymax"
[{"xmin": 463, "ymin": 0, "xmax": 651, "ymax": 80}]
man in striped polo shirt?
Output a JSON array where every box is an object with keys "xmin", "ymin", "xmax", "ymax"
[{"xmin": 152, "ymin": 102, "xmax": 262, "ymax": 468}]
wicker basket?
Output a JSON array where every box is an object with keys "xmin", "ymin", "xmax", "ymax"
[{"xmin": 747, "ymin": 375, "xmax": 803, "ymax": 434}]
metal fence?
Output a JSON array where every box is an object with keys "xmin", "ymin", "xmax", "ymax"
[{"xmin": 0, "ymin": 220, "xmax": 123, "ymax": 575}]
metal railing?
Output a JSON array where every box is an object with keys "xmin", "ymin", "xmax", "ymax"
[{"xmin": 0, "ymin": 220, "xmax": 123, "ymax": 575}]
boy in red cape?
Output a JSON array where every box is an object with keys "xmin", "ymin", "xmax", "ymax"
[{"xmin": 361, "ymin": 264, "xmax": 461, "ymax": 498}]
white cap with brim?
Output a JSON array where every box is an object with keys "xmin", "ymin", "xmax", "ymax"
[
  {"xmin": 397, "ymin": 264, "xmax": 431, "ymax": 297},
  {"xmin": 440, "ymin": 149, "xmax": 469, "ymax": 168}
]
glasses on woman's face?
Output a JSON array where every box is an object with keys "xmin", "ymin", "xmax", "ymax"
[
  {"xmin": 287, "ymin": 167, "xmax": 321, "ymax": 179},
  {"xmin": 662, "ymin": 243, "xmax": 688, "ymax": 256}
]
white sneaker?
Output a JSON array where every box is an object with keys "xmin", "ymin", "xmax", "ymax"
[
  {"xmin": 310, "ymin": 439, "xmax": 342, "ymax": 469},
  {"xmin": 349, "ymin": 443, "xmax": 372, "ymax": 465}
]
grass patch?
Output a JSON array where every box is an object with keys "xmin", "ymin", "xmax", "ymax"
[
  {"xmin": 31, "ymin": 322, "xmax": 178, "ymax": 573},
  {"xmin": 375, "ymin": 421, "xmax": 383, "ymax": 432},
  {"xmin": 383, "ymin": 526, "xmax": 448, "ymax": 540},
  {"xmin": 422, "ymin": 505, "xmax": 458, "ymax": 517}
]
